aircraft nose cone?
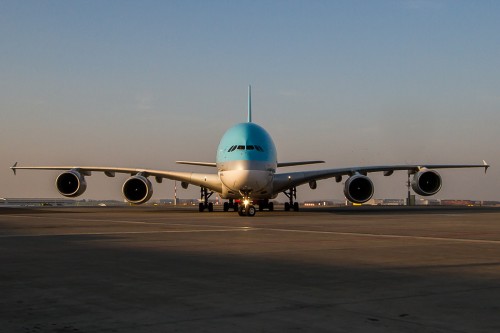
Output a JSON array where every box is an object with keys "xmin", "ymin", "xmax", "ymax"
[{"xmin": 220, "ymin": 170, "xmax": 272, "ymax": 193}]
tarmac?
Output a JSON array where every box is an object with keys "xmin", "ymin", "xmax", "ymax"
[{"xmin": 1, "ymin": 205, "xmax": 500, "ymax": 332}]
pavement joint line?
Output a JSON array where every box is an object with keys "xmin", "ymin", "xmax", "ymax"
[
  {"xmin": 2, "ymin": 215, "xmax": 165, "ymax": 225},
  {"xmin": 262, "ymin": 227, "xmax": 500, "ymax": 245},
  {"xmin": 2, "ymin": 215, "xmax": 250, "ymax": 229},
  {"xmin": 0, "ymin": 228, "xmax": 258, "ymax": 238},
  {"xmin": 4, "ymin": 215, "xmax": 500, "ymax": 244}
]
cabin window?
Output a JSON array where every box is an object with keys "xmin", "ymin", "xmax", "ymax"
[
  {"xmin": 246, "ymin": 145, "xmax": 255, "ymax": 150},
  {"xmin": 237, "ymin": 145, "xmax": 245, "ymax": 150}
]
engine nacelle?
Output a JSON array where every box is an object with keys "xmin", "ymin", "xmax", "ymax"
[
  {"xmin": 411, "ymin": 169, "xmax": 442, "ymax": 196},
  {"xmin": 344, "ymin": 174, "xmax": 374, "ymax": 204},
  {"xmin": 122, "ymin": 175, "xmax": 153, "ymax": 204},
  {"xmin": 56, "ymin": 170, "xmax": 87, "ymax": 197}
]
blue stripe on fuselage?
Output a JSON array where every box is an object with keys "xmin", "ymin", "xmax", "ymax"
[{"xmin": 216, "ymin": 123, "xmax": 277, "ymax": 167}]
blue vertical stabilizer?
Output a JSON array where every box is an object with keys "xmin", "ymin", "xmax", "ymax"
[{"xmin": 247, "ymin": 85, "xmax": 252, "ymax": 123}]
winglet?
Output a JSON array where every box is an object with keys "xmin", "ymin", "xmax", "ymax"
[
  {"xmin": 483, "ymin": 160, "xmax": 490, "ymax": 173},
  {"xmin": 247, "ymin": 85, "xmax": 252, "ymax": 123},
  {"xmin": 11, "ymin": 162, "xmax": 18, "ymax": 175}
]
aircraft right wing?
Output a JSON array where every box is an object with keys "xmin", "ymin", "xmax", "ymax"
[
  {"xmin": 277, "ymin": 160, "xmax": 325, "ymax": 167},
  {"xmin": 11, "ymin": 163, "xmax": 223, "ymax": 193}
]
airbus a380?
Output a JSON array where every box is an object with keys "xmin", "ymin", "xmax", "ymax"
[{"xmin": 12, "ymin": 87, "xmax": 489, "ymax": 216}]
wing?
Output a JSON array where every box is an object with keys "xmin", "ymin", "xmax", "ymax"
[
  {"xmin": 11, "ymin": 164, "xmax": 223, "ymax": 193},
  {"xmin": 277, "ymin": 160, "xmax": 325, "ymax": 167},
  {"xmin": 273, "ymin": 161, "xmax": 490, "ymax": 193},
  {"xmin": 176, "ymin": 161, "xmax": 217, "ymax": 167}
]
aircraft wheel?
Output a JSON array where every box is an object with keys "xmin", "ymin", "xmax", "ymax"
[
  {"xmin": 223, "ymin": 202, "xmax": 229, "ymax": 212},
  {"xmin": 268, "ymin": 202, "xmax": 274, "ymax": 211},
  {"xmin": 199, "ymin": 203, "xmax": 205, "ymax": 212},
  {"xmin": 284, "ymin": 202, "xmax": 290, "ymax": 211},
  {"xmin": 238, "ymin": 205, "xmax": 246, "ymax": 216},
  {"xmin": 293, "ymin": 202, "xmax": 299, "ymax": 211},
  {"xmin": 246, "ymin": 205, "xmax": 256, "ymax": 217},
  {"xmin": 208, "ymin": 202, "xmax": 214, "ymax": 212}
]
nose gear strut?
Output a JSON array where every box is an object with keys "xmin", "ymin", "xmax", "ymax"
[{"xmin": 237, "ymin": 191, "xmax": 256, "ymax": 217}]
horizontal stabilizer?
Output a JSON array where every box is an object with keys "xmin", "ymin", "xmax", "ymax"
[
  {"xmin": 278, "ymin": 160, "xmax": 325, "ymax": 168},
  {"xmin": 176, "ymin": 161, "xmax": 217, "ymax": 167}
]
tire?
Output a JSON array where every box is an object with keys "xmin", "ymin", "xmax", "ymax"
[
  {"xmin": 284, "ymin": 202, "xmax": 290, "ymax": 211},
  {"xmin": 293, "ymin": 202, "xmax": 299, "ymax": 211},
  {"xmin": 223, "ymin": 202, "xmax": 229, "ymax": 212},
  {"xmin": 246, "ymin": 205, "xmax": 256, "ymax": 217},
  {"xmin": 208, "ymin": 202, "xmax": 214, "ymax": 212},
  {"xmin": 199, "ymin": 203, "xmax": 205, "ymax": 212},
  {"xmin": 269, "ymin": 202, "xmax": 274, "ymax": 211},
  {"xmin": 238, "ymin": 205, "xmax": 245, "ymax": 216}
]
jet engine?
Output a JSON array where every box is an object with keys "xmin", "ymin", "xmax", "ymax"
[
  {"xmin": 344, "ymin": 174, "xmax": 374, "ymax": 204},
  {"xmin": 122, "ymin": 175, "xmax": 153, "ymax": 204},
  {"xmin": 411, "ymin": 169, "xmax": 442, "ymax": 196},
  {"xmin": 56, "ymin": 170, "xmax": 87, "ymax": 197}
]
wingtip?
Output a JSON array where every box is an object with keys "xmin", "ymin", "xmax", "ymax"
[
  {"xmin": 483, "ymin": 160, "xmax": 490, "ymax": 173},
  {"xmin": 11, "ymin": 162, "xmax": 18, "ymax": 175}
]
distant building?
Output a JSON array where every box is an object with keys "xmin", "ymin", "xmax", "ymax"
[
  {"xmin": 303, "ymin": 201, "xmax": 335, "ymax": 207},
  {"xmin": 441, "ymin": 200, "xmax": 477, "ymax": 206},
  {"xmin": 374, "ymin": 199, "xmax": 405, "ymax": 206},
  {"xmin": 0, "ymin": 198, "xmax": 75, "ymax": 206}
]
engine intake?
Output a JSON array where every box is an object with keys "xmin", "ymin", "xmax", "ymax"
[
  {"xmin": 122, "ymin": 175, "xmax": 153, "ymax": 204},
  {"xmin": 56, "ymin": 170, "xmax": 87, "ymax": 197},
  {"xmin": 344, "ymin": 174, "xmax": 374, "ymax": 204},
  {"xmin": 411, "ymin": 169, "xmax": 442, "ymax": 196}
]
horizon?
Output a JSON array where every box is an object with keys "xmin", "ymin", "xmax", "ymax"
[{"xmin": 1, "ymin": 1, "xmax": 498, "ymax": 202}]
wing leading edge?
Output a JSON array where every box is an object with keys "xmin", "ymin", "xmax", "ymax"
[
  {"xmin": 273, "ymin": 161, "xmax": 489, "ymax": 193},
  {"xmin": 11, "ymin": 164, "xmax": 223, "ymax": 193}
]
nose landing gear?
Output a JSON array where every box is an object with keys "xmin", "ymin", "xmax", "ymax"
[
  {"xmin": 238, "ymin": 203, "xmax": 256, "ymax": 217},
  {"xmin": 237, "ymin": 193, "xmax": 256, "ymax": 217}
]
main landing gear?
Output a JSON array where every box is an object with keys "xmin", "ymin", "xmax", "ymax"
[
  {"xmin": 198, "ymin": 187, "xmax": 214, "ymax": 212},
  {"xmin": 283, "ymin": 187, "xmax": 299, "ymax": 212},
  {"xmin": 223, "ymin": 199, "xmax": 238, "ymax": 212},
  {"xmin": 258, "ymin": 199, "xmax": 274, "ymax": 212}
]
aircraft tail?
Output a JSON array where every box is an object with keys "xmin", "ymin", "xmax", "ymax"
[{"xmin": 247, "ymin": 85, "xmax": 252, "ymax": 123}]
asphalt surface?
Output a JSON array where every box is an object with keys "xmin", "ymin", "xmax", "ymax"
[{"xmin": 1, "ymin": 205, "xmax": 500, "ymax": 332}]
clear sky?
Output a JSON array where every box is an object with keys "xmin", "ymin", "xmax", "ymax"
[{"xmin": 1, "ymin": 0, "xmax": 499, "ymax": 202}]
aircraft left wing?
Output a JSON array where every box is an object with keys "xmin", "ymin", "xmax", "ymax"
[
  {"xmin": 11, "ymin": 164, "xmax": 223, "ymax": 193},
  {"xmin": 176, "ymin": 161, "xmax": 217, "ymax": 167},
  {"xmin": 273, "ymin": 161, "xmax": 490, "ymax": 193}
]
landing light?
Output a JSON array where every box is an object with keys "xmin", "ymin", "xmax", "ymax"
[{"xmin": 243, "ymin": 199, "xmax": 250, "ymax": 206}]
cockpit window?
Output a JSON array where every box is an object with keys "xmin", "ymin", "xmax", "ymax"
[{"xmin": 227, "ymin": 145, "xmax": 265, "ymax": 152}]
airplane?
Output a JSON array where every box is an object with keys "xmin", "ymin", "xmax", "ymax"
[{"xmin": 11, "ymin": 86, "xmax": 490, "ymax": 216}]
